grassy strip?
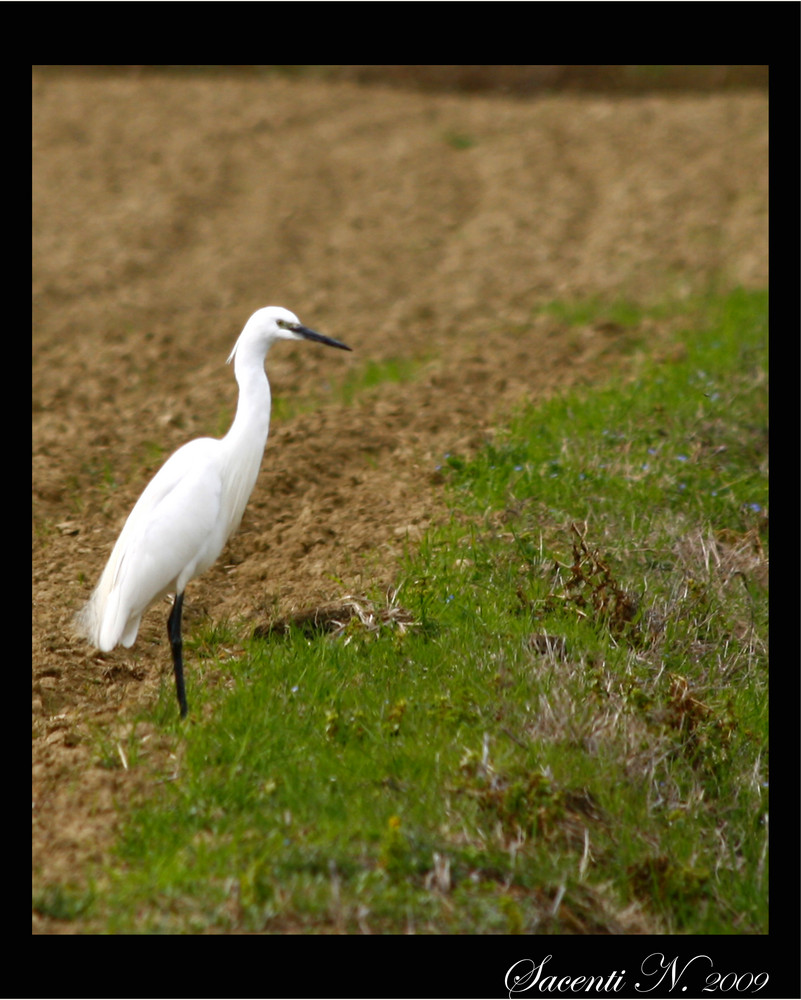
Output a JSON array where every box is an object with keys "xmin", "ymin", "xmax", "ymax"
[{"xmin": 36, "ymin": 289, "xmax": 767, "ymax": 933}]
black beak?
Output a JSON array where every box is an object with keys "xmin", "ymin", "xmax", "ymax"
[{"xmin": 294, "ymin": 324, "xmax": 352, "ymax": 352}]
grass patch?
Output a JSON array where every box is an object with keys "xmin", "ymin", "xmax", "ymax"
[
  {"xmin": 42, "ymin": 289, "xmax": 767, "ymax": 934},
  {"xmin": 271, "ymin": 355, "xmax": 423, "ymax": 423},
  {"xmin": 338, "ymin": 356, "xmax": 422, "ymax": 406}
]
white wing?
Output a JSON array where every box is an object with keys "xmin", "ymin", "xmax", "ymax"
[{"xmin": 76, "ymin": 438, "xmax": 226, "ymax": 650}]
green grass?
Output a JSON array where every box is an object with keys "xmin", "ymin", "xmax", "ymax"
[
  {"xmin": 37, "ymin": 289, "xmax": 767, "ymax": 934},
  {"xmin": 270, "ymin": 355, "xmax": 422, "ymax": 423},
  {"xmin": 338, "ymin": 355, "xmax": 422, "ymax": 406}
]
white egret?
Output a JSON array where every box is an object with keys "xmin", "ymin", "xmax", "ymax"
[{"xmin": 75, "ymin": 306, "xmax": 351, "ymax": 717}]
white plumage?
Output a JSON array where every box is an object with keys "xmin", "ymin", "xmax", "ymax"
[{"xmin": 75, "ymin": 306, "xmax": 351, "ymax": 716}]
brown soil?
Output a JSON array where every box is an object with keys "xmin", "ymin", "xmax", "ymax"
[{"xmin": 32, "ymin": 69, "xmax": 767, "ymax": 931}]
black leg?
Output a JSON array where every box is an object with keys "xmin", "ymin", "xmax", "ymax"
[{"xmin": 168, "ymin": 592, "xmax": 188, "ymax": 718}]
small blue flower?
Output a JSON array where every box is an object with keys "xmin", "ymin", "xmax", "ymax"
[{"xmin": 676, "ymin": 454, "xmax": 688, "ymax": 463}]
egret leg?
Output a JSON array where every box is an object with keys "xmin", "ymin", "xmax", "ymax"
[{"xmin": 168, "ymin": 592, "xmax": 188, "ymax": 718}]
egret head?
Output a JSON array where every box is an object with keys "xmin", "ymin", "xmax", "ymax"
[{"xmin": 227, "ymin": 306, "xmax": 351, "ymax": 365}]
